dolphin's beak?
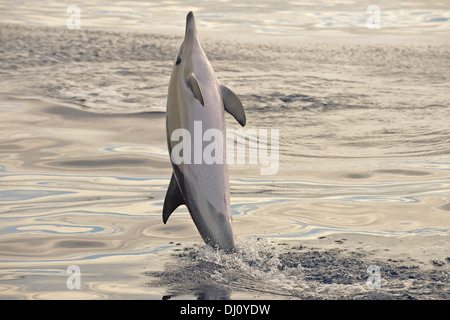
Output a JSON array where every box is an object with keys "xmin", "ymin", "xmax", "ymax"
[{"xmin": 184, "ymin": 11, "xmax": 198, "ymax": 43}]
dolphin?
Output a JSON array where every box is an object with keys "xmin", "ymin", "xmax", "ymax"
[{"xmin": 163, "ymin": 11, "xmax": 246, "ymax": 253}]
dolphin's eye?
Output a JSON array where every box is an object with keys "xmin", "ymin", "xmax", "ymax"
[{"xmin": 176, "ymin": 43, "xmax": 184, "ymax": 66}]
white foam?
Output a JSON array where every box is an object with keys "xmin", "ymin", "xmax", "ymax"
[{"xmin": 193, "ymin": 237, "xmax": 306, "ymax": 296}]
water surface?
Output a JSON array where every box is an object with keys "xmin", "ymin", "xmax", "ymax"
[{"xmin": 0, "ymin": 0, "xmax": 449, "ymax": 299}]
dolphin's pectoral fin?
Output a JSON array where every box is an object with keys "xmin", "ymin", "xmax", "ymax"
[
  {"xmin": 162, "ymin": 173, "xmax": 185, "ymax": 224},
  {"xmin": 220, "ymin": 84, "xmax": 246, "ymax": 126},
  {"xmin": 187, "ymin": 73, "xmax": 205, "ymax": 106}
]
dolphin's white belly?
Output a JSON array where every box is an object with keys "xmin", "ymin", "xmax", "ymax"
[{"xmin": 169, "ymin": 85, "xmax": 230, "ymax": 213}]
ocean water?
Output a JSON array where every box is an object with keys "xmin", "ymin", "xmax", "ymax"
[{"xmin": 0, "ymin": 1, "xmax": 449, "ymax": 299}]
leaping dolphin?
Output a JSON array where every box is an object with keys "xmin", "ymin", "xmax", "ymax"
[{"xmin": 163, "ymin": 11, "xmax": 246, "ymax": 253}]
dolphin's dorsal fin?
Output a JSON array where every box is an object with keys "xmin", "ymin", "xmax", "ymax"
[
  {"xmin": 162, "ymin": 173, "xmax": 185, "ymax": 224},
  {"xmin": 187, "ymin": 73, "xmax": 205, "ymax": 106},
  {"xmin": 220, "ymin": 84, "xmax": 246, "ymax": 126}
]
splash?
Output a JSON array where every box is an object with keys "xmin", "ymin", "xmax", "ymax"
[
  {"xmin": 146, "ymin": 237, "xmax": 449, "ymax": 299},
  {"xmin": 147, "ymin": 237, "xmax": 371, "ymax": 298},
  {"xmin": 193, "ymin": 237, "xmax": 305, "ymax": 296}
]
